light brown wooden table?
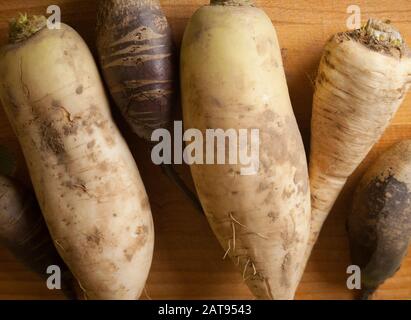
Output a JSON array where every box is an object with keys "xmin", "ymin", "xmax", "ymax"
[{"xmin": 0, "ymin": 0, "xmax": 410, "ymax": 300}]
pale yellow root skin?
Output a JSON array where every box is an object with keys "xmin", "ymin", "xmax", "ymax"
[
  {"xmin": 181, "ymin": 5, "xmax": 310, "ymax": 299},
  {"xmin": 306, "ymin": 33, "xmax": 411, "ymax": 265},
  {"xmin": 0, "ymin": 24, "xmax": 154, "ymax": 300}
]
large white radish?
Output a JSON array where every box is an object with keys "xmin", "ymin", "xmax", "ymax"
[
  {"xmin": 181, "ymin": 1, "xmax": 311, "ymax": 299},
  {"xmin": 0, "ymin": 15, "xmax": 154, "ymax": 300}
]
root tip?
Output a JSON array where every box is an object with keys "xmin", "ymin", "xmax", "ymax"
[
  {"xmin": 359, "ymin": 287, "xmax": 376, "ymax": 300},
  {"xmin": 363, "ymin": 19, "xmax": 404, "ymax": 48}
]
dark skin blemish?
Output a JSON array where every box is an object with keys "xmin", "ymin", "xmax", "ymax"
[
  {"xmin": 39, "ymin": 120, "xmax": 65, "ymax": 156},
  {"xmin": 76, "ymin": 85, "xmax": 83, "ymax": 95},
  {"xmin": 87, "ymin": 140, "xmax": 96, "ymax": 149},
  {"xmin": 51, "ymin": 100, "xmax": 61, "ymax": 108},
  {"xmin": 63, "ymin": 123, "xmax": 79, "ymax": 136},
  {"xmin": 86, "ymin": 227, "xmax": 103, "ymax": 247},
  {"xmin": 268, "ymin": 211, "xmax": 279, "ymax": 223}
]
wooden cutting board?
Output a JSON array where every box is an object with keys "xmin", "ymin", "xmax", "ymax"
[{"xmin": 0, "ymin": 0, "xmax": 410, "ymax": 300}]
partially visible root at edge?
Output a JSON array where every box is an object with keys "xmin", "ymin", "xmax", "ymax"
[{"xmin": 359, "ymin": 287, "xmax": 376, "ymax": 300}]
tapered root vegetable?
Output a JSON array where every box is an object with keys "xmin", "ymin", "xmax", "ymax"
[
  {"xmin": 306, "ymin": 19, "xmax": 411, "ymax": 264},
  {"xmin": 0, "ymin": 175, "xmax": 76, "ymax": 299},
  {"xmin": 96, "ymin": 0, "xmax": 176, "ymax": 141},
  {"xmin": 181, "ymin": 0, "xmax": 311, "ymax": 299},
  {"xmin": 348, "ymin": 140, "xmax": 411, "ymax": 299},
  {"xmin": 96, "ymin": 0, "xmax": 203, "ymax": 214},
  {"xmin": 0, "ymin": 15, "xmax": 154, "ymax": 300}
]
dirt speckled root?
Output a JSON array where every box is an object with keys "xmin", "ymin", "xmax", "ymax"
[
  {"xmin": 181, "ymin": 1, "xmax": 310, "ymax": 299},
  {"xmin": 348, "ymin": 140, "xmax": 411, "ymax": 299},
  {"xmin": 0, "ymin": 20, "xmax": 154, "ymax": 300}
]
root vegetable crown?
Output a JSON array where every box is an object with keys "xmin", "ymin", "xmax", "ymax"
[
  {"xmin": 210, "ymin": 0, "xmax": 254, "ymax": 6},
  {"xmin": 9, "ymin": 14, "xmax": 46, "ymax": 44},
  {"xmin": 340, "ymin": 19, "xmax": 409, "ymax": 57}
]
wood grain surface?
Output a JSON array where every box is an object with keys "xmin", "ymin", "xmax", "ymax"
[{"xmin": 0, "ymin": 0, "xmax": 410, "ymax": 300}]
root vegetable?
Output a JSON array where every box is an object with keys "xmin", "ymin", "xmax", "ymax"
[
  {"xmin": 96, "ymin": 0, "xmax": 176, "ymax": 141},
  {"xmin": 306, "ymin": 19, "xmax": 411, "ymax": 264},
  {"xmin": 0, "ymin": 15, "xmax": 154, "ymax": 300},
  {"xmin": 0, "ymin": 174, "xmax": 76, "ymax": 299},
  {"xmin": 181, "ymin": 0, "xmax": 311, "ymax": 299},
  {"xmin": 348, "ymin": 140, "xmax": 411, "ymax": 299},
  {"xmin": 96, "ymin": 0, "xmax": 203, "ymax": 214}
]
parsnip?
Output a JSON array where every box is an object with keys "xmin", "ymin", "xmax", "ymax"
[{"xmin": 307, "ymin": 19, "xmax": 411, "ymax": 264}]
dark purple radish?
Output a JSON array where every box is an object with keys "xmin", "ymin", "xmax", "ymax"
[
  {"xmin": 0, "ymin": 151, "xmax": 76, "ymax": 299},
  {"xmin": 96, "ymin": 0, "xmax": 175, "ymax": 140},
  {"xmin": 348, "ymin": 140, "xmax": 411, "ymax": 300},
  {"xmin": 96, "ymin": 0, "xmax": 202, "ymax": 213}
]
